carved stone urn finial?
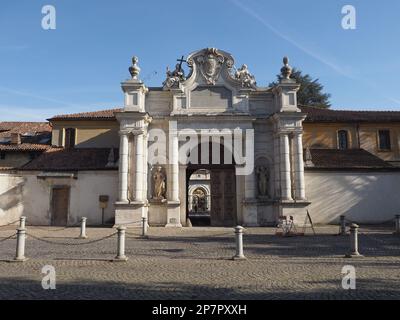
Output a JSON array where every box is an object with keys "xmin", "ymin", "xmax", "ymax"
[
  {"xmin": 129, "ymin": 56, "xmax": 141, "ymax": 80},
  {"xmin": 280, "ymin": 56, "xmax": 292, "ymax": 80}
]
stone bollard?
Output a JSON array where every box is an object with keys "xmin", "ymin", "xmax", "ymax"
[
  {"xmin": 232, "ymin": 226, "xmax": 246, "ymax": 261},
  {"xmin": 345, "ymin": 223, "xmax": 363, "ymax": 258},
  {"xmin": 14, "ymin": 227, "xmax": 28, "ymax": 262},
  {"xmin": 114, "ymin": 226, "xmax": 128, "ymax": 261},
  {"xmin": 78, "ymin": 217, "xmax": 88, "ymax": 239},
  {"xmin": 19, "ymin": 216, "xmax": 26, "ymax": 229},
  {"xmin": 141, "ymin": 217, "xmax": 148, "ymax": 238},
  {"xmin": 339, "ymin": 215, "xmax": 346, "ymax": 235},
  {"xmin": 394, "ymin": 215, "xmax": 400, "ymax": 235}
]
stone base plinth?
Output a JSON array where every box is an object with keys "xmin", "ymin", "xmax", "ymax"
[
  {"xmin": 114, "ymin": 201, "xmax": 147, "ymax": 227},
  {"xmin": 166, "ymin": 201, "xmax": 182, "ymax": 227},
  {"xmin": 242, "ymin": 199, "xmax": 258, "ymax": 226},
  {"xmin": 148, "ymin": 200, "xmax": 168, "ymax": 226}
]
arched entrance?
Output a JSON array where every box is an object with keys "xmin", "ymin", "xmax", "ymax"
[
  {"xmin": 186, "ymin": 165, "xmax": 237, "ymax": 226},
  {"xmin": 187, "ymin": 169, "xmax": 211, "ymax": 226}
]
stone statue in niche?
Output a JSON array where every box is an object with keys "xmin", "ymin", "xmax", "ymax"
[
  {"xmin": 235, "ymin": 64, "xmax": 256, "ymax": 88},
  {"xmin": 256, "ymin": 166, "xmax": 270, "ymax": 198},
  {"xmin": 152, "ymin": 166, "xmax": 166, "ymax": 200}
]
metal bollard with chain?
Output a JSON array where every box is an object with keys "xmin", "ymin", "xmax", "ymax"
[
  {"xmin": 14, "ymin": 227, "xmax": 28, "ymax": 262},
  {"xmin": 345, "ymin": 223, "xmax": 363, "ymax": 258},
  {"xmin": 114, "ymin": 226, "xmax": 128, "ymax": 261},
  {"xmin": 19, "ymin": 216, "xmax": 26, "ymax": 229},
  {"xmin": 339, "ymin": 215, "xmax": 346, "ymax": 235},
  {"xmin": 232, "ymin": 226, "xmax": 246, "ymax": 260},
  {"xmin": 394, "ymin": 215, "xmax": 400, "ymax": 235},
  {"xmin": 78, "ymin": 217, "xmax": 88, "ymax": 239},
  {"xmin": 141, "ymin": 217, "xmax": 148, "ymax": 238}
]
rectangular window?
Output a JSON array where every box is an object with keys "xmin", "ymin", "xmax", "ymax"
[
  {"xmin": 378, "ymin": 130, "xmax": 391, "ymax": 150},
  {"xmin": 64, "ymin": 128, "xmax": 76, "ymax": 149},
  {"xmin": 0, "ymin": 152, "xmax": 5, "ymax": 160}
]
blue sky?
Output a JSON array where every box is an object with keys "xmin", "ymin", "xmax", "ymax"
[{"xmin": 1, "ymin": 0, "xmax": 400, "ymax": 121}]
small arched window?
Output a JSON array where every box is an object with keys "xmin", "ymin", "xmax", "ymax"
[{"xmin": 338, "ymin": 130, "xmax": 348, "ymax": 150}]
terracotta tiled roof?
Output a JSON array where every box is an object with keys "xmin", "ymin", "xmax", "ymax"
[
  {"xmin": 300, "ymin": 105, "xmax": 400, "ymax": 123},
  {"xmin": 21, "ymin": 147, "xmax": 118, "ymax": 171},
  {"xmin": 0, "ymin": 122, "xmax": 51, "ymax": 139},
  {"xmin": 306, "ymin": 148, "xmax": 394, "ymax": 169},
  {"xmin": 0, "ymin": 143, "xmax": 51, "ymax": 152},
  {"xmin": 0, "ymin": 122, "xmax": 51, "ymax": 134},
  {"xmin": 48, "ymin": 105, "xmax": 400, "ymax": 123},
  {"xmin": 48, "ymin": 108, "xmax": 122, "ymax": 121}
]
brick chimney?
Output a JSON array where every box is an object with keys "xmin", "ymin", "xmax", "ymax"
[{"xmin": 11, "ymin": 132, "xmax": 21, "ymax": 145}]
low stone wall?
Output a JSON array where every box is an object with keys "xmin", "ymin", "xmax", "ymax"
[
  {"xmin": 0, "ymin": 173, "xmax": 25, "ymax": 225},
  {"xmin": 3, "ymin": 169, "xmax": 399, "ymax": 227},
  {"xmin": 0, "ymin": 171, "xmax": 118, "ymax": 226},
  {"xmin": 305, "ymin": 170, "xmax": 400, "ymax": 224}
]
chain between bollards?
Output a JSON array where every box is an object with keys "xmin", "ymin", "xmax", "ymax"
[
  {"xmin": 232, "ymin": 226, "xmax": 246, "ymax": 261},
  {"xmin": 78, "ymin": 217, "xmax": 88, "ymax": 239},
  {"xmin": 345, "ymin": 223, "xmax": 363, "ymax": 258},
  {"xmin": 114, "ymin": 226, "xmax": 128, "ymax": 262}
]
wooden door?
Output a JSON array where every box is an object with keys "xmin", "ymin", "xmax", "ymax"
[
  {"xmin": 51, "ymin": 187, "xmax": 69, "ymax": 226},
  {"xmin": 210, "ymin": 168, "xmax": 236, "ymax": 226}
]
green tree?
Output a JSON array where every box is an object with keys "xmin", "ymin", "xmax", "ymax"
[{"xmin": 270, "ymin": 68, "xmax": 331, "ymax": 108}]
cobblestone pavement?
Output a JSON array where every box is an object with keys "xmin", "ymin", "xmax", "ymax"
[{"xmin": 0, "ymin": 225, "xmax": 399, "ymax": 300}]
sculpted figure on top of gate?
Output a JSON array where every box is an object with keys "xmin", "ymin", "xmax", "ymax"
[
  {"xmin": 235, "ymin": 64, "xmax": 257, "ymax": 89},
  {"xmin": 163, "ymin": 63, "xmax": 186, "ymax": 89}
]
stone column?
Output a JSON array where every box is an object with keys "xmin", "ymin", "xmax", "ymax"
[
  {"xmin": 280, "ymin": 133, "xmax": 292, "ymax": 200},
  {"xmin": 273, "ymin": 135, "xmax": 281, "ymax": 197},
  {"xmin": 170, "ymin": 133, "xmax": 179, "ymax": 201},
  {"xmin": 166, "ymin": 129, "xmax": 181, "ymax": 227},
  {"xmin": 118, "ymin": 130, "xmax": 129, "ymax": 202},
  {"xmin": 142, "ymin": 132, "xmax": 149, "ymax": 199},
  {"xmin": 142, "ymin": 133, "xmax": 149, "ymax": 220},
  {"xmin": 134, "ymin": 132, "xmax": 145, "ymax": 201},
  {"xmin": 179, "ymin": 164, "xmax": 188, "ymax": 225},
  {"xmin": 293, "ymin": 132, "xmax": 305, "ymax": 200}
]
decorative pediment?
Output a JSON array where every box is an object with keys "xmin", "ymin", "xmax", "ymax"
[
  {"xmin": 163, "ymin": 48, "xmax": 257, "ymax": 91},
  {"xmin": 189, "ymin": 48, "xmax": 228, "ymax": 85}
]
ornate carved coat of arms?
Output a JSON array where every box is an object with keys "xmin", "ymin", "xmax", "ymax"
[{"xmin": 195, "ymin": 48, "xmax": 225, "ymax": 85}]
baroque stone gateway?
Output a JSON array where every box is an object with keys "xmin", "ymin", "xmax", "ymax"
[
  {"xmin": 2, "ymin": 47, "xmax": 400, "ymax": 228},
  {"xmin": 115, "ymin": 47, "xmax": 309, "ymax": 227}
]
